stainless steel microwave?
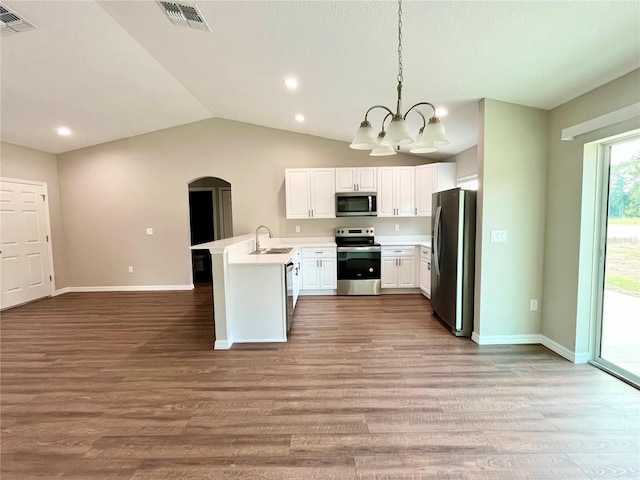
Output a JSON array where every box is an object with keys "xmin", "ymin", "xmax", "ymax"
[{"xmin": 335, "ymin": 192, "xmax": 377, "ymax": 217}]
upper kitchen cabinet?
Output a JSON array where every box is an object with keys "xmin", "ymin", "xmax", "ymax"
[
  {"xmin": 377, "ymin": 167, "xmax": 415, "ymax": 217},
  {"xmin": 415, "ymin": 163, "xmax": 457, "ymax": 217},
  {"xmin": 285, "ymin": 168, "xmax": 335, "ymax": 219},
  {"xmin": 335, "ymin": 167, "xmax": 377, "ymax": 193}
]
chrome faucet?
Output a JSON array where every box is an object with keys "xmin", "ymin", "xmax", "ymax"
[{"xmin": 255, "ymin": 224, "xmax": 273, "ymax": 252}]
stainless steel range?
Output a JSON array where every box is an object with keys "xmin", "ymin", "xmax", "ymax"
[{"xmin": 336, "ymin": 227, "xmax": 381, "ymax": 296}]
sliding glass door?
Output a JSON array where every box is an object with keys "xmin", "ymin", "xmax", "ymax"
[{"xmin": 594, "ymin": 135, "xmax": 640, "ymax": 386}]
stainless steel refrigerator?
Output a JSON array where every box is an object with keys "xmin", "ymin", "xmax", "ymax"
[{"xmin": 431, "ymin": 188, "xmax": 476, "ymax": 336}]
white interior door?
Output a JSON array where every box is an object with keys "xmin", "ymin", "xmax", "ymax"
[{"xmin": 0, "ymin": 180, "xmax": 52, "ymax": 309}]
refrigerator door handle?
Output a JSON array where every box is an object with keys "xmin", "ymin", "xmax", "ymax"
[{"xmin": 433, "ymin": 205, "xmax": 442, "ymax": 276}]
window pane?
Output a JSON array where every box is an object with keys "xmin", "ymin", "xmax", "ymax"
[{"xmin": 601, "ymin": 137, "xmax": 640, "ymax": 382}]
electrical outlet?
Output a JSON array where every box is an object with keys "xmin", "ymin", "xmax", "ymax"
[
  {"xmin": 395, "ymin": 224, "xmax": 400, "ymax": 232},
  {"xmin": 295, "ymin": 226, "xmax": 300, "ymax": 233},
  {"xmin": 530, "ymin": 299, "xmax": 538, "ymax": 311},
  {"xmin": 128, "ymin": 266, "xmax": 134, "ymax": 274},
  {"xmin": 146, "ymin": 228, "xmax": 153, "ymax": 236}
]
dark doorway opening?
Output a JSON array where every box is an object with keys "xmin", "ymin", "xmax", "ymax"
[
  {"xmin": 188, "ymin": 177, "xmax": 233, "ymax": 285},
  {"xmin": 189, "ymin": 190, "xmax": 214, "ymax": 283}
]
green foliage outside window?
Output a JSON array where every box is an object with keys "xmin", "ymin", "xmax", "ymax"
[{"xmin": 609, "ymin": 154, "xmax": 640, "ymax": 219}]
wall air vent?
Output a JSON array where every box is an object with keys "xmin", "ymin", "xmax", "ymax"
[
  {"xmin": 1, "ymin": 3, "xmax": 37, "ymax": 37},
  {"xmin": 157, "ymin": 1, "xmax": 210, "ymax": 31}
]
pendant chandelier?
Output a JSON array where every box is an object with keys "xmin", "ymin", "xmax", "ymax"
[{"xmin": 349, "ymin": 0, "xmax": 450, "ymax": 156}]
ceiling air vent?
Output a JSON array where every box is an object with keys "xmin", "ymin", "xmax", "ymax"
[
  {"xmin": 0, "ymin": 3, "xmax": 37, "ymax": 37},
  {"xmin": 157, "ymin": 1, "xmax": 210, "ymax": 31}
]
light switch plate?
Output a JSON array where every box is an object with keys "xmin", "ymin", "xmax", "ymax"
[
  {"xmin": 490, "ymin": 230, "xmax": 507, "ymax": 242},
  {"xmin": 146, "ymin": 228, "xmax": 153, "ymax": 236}
]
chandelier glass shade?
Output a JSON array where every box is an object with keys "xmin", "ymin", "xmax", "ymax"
[
  {"xmin": 350, "ymin": 121, "xmax": 378, "ymax": 150},
  {"xmin": 370, "ymin": 131, "xmax": 397, "ymax": 156},
  {"xmin": 349, "ymin": 0, "xmax": 449, "ymax": 156}
]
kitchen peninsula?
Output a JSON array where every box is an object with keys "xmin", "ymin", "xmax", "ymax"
[
  {"xmin": 194, "ymin": 233, "xmax": 429, "ymax": 350},
  {"xmin": 192, "ymin": 234, "xmax": 336, "ymax": 350}
]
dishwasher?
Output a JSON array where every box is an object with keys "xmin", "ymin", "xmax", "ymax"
[{"xmin": 285, "ymin": 261, "xmax": 295, "ymax": 332}]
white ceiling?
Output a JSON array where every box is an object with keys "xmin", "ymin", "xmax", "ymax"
[{"xmin": 1, "ymin": 1, "xmax": 639, "ymax": 158}]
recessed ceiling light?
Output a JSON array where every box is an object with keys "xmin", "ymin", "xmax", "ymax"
[
  {"xmin": 56, "ymin": 127, "xmax": 72, "ymax": 136},
  {"xmin": 284, "ymin": 77, "xmax": 298, "ymax": 90},
  {"xmin": 435, "ymin": 107, "xmax": 449, "ymax": 117},
  {"xmin": 295, "ymin": 114, "xmax": 305, "ymax": 122}
]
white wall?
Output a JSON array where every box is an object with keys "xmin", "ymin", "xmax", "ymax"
[
  {"xmin": 475, "ymin": 99, "xmax": 548, "ymax": 341},
  {"xmin": 543, "ymin": 69, "xmax": 640, "ymax": 356},
  {"xmin": 0, "ymin": 142, "xmax": 68, "ymax": 289},
  {"xmin": 56, "ymin": 118, "xmax": 428, "ymax": 288}
]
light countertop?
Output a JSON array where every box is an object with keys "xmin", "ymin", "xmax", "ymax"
[
  {"xmin": 228, "ymin": 237, "xmax": 337, "ymax": 265},
  {"xmin": 197, "ymin": 234, "xmax": 430, "ymax": 265},
  {"xmin": 377, "ymin": 235, "xmax": 431, "ymax": 248}
]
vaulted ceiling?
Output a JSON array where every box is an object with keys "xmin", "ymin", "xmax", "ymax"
[{"xmin": 2, "ymin": 1, "xmax": 639, "ymax": 158}]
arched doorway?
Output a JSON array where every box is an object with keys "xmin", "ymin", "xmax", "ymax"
[{"xmin": 188, "ymin": 177, "xmax": 233, "ymax": 285}]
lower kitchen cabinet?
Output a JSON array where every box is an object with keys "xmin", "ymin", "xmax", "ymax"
[
  {"xmin": 381, "ymin": 246, "xmax": 417, "ymax": 288},
  {"xmin": 301, "ymin": 247, "xmax": 337, "ymax": 291},
  {"xmin": 419, "ymin": 246, "xmax": 431, "ymax": 298}
]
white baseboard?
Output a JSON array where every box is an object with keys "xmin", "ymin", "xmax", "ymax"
[
  {"xmin": 381, "ymin": 288, "xmax": 421, "ymax": 294},
  {"xmin": 470, "ymin": 332, "xmax": 589, "ymax": 364},
  {"xmin": 54, "ymin": 288, "xmax": 70, "ymax": 296},
  {"xmin": 66, "ymin": 284, "xmax": 194, "ymax": 293},
  {"xmin": 471, "ymin": 332, "xmax": 542, "ymax": 345},
  {"xmin": 232, "ymin": 338, "xmax": 287, "ymax": 343},
  {"xmin": 540, "ymin": 335, "xmax": 589, "ymax": 363},
  {"xmin": 299, "ymin": 290, "xmax": 337, "ymax": 296},
  {"xmin": 214, "ymin": 339, "xmax": 232, "ymax": 350}
]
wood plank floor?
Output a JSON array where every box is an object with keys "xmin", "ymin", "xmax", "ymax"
[{"xmin": 1, "ymin": 287, "xmax": 639, "ymax": 479}]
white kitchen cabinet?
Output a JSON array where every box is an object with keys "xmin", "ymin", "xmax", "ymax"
[
  {"xmin": 335, "ymin": 167, "xmax": 377, "ymax": 193},
  {"xmin": 300, "ymin": 247, "xmax": 337, "ymax": 291},
  {"xmin": 285, "ymin": 168, "xmax": 335, "ymax": 219},
  {"xmin": 419, "ymin": 246, "xmax": 431, "ymax": 298},
  {"xmin": 377, "ymin": 167, "xmax": 415, "ymax": 217},
  {"xmin": 415, "ymin": 163, "xmax": 457, "ymax": 217},
  {"xmin": 229, "ymin": 263, "xmax": 287, "ymax": 342},
  {"xmin": 381, "ymin": 246, "xmax": 417, "ymax": 288}
]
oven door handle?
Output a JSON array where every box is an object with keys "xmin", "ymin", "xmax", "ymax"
[{"xmin": 337, "ymin": 246, "xmax": 381, "ymax": 253}]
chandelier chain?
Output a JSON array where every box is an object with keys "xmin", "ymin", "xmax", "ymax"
[{"xmin": 397, "ymin": 0, "xmax": 403, "ymax": 84}]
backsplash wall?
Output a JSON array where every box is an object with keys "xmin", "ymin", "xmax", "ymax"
[{"xmin": 281, "ymin": 216, "xmax": 430, "ymax": 238}]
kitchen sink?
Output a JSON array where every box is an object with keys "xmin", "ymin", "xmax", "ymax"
[{"xmin": 250, "ymin": 247, "xmax": 293, "ymax": 255}]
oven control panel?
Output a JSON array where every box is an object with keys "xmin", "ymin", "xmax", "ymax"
[{"xmin": 335, "ymin": 227, "xmax": 375, "ymax": 237}]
